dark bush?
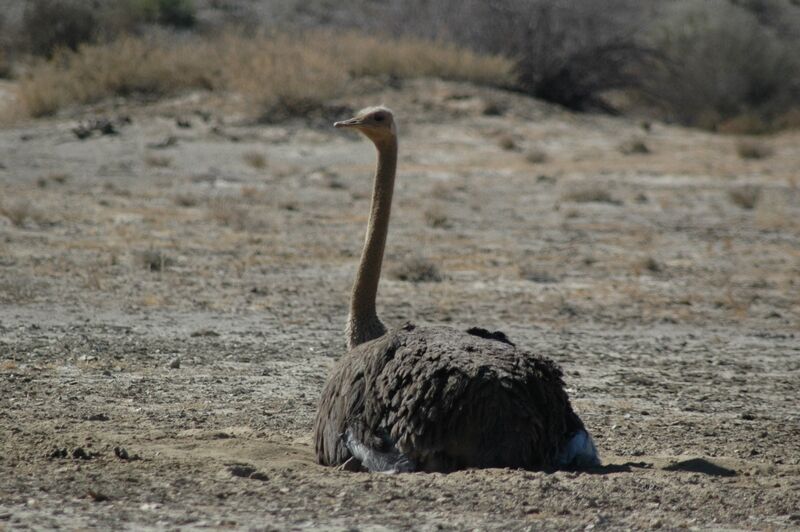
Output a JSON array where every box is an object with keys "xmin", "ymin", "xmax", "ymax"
[
  {"xmin": 470, "ymin": 0, "xmax": 657, "ymax": 112},
  {"xmin": 344, "ymin": 0, "xmax": 657, "ymax": 112},
  {"xmin": 333, "ymin": 0, "xmax": 800, "ymax": 129},
  {"xmin": 23, "ymin": 0, "xmax": 98, "ymax": 57},
  {"xmin": 125, "ymin": 0, "xmax": 196, "ymax": 28},
  {"xmin": 156, "ymin": 0, "xmax": 196, "ymax": 28}
]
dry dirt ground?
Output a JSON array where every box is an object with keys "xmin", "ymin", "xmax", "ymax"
[{"xmin": 1, "ymin": 79, "xmax": 799, "ymax": 530}]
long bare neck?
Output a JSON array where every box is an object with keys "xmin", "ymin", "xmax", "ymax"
[{"xmin": 346, "ymin": 136, "xmax": 397, "ymax": 349}]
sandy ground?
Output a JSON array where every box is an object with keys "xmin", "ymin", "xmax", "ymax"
[{"xmin": 1, "ymin": 79, "xmax": 799, "ymax": 530}]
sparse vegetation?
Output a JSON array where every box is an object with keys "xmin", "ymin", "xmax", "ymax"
[
  {"xmin": 641, "ymin": 256, "xmax": 663, "ymax": 274},
  {"xmin": 497, "ymin": 135, "xmax": 518, "ymax": 151},
  {"xmin": 429, "ymin": 0, "xmax": 654, "ymax": 112},
  {"xmin": 243, "ymin": 151, "xmax": 268, "ymax": 169},
  {"xmin": 128, "ymin": 0, "xmax": 197, "ymax": 28},
  {"xmin": 519, "ymin": 266, "xmax": 559, "ymax": 283},
  {"xmin": 737, "ymin": 140, "xmax": 773, "ymax": 160},
  {"xmin": 728, "ymin": 185, "xmax": 762, "ymax": 209},
  {"xmin": 407, "ymin": 0, "xmax": 799, "ymax": 130},
  {"xmin": 22, "ymin": 0, "xmax": 98, "ymax": 57},
  {"xmin": 525, "ymin": 148, "xmax": 548, "ymax": 164},
  {"xmin": 12, "ymin": 31, "xmax": 514, "ymax": 119},
  {"xmin": 207, "ymin": 197, "xmax": 250, "ymax": 229},
  {"xmin": 0, "ymin": 200, "xmax": 46, "ymax": 228},
  {"xmin": 424, "ymin": 206, "xmax": 451, "ymax": 229},
  {"xmin": 619, "ymin": 139, "xmax": 650, "ymax": 155},
  {"xmin": 36, "ymin": 173, "xmax": 70, "ymax": 188},
  {"xmin": 561, "ymin": 186, "xmax": 622, "ymax": 205},
  {"xmin": 646, "ymin": 1, "xmax": 800, "ymax": 131},
  {"xmin": 0, "ymin": 48, "xmax": 11, "ymax": 79},
  {"xmin": 390, "ymin": 257, "xmax": 443, "ymax": 283},
  {"xmin": 145, "ymin": 154, "xmax": 172, "ymax": 168},
  {"xmin": 173, "ymin": 192, "xmax": 199, "ymax": 207},
  {"xmin": 138, "ymin": 248, "xmax": 173, "ymax": 271},
  {"xmin": 1, "ymin": 1, "xmax": 798, "ymax": 131},
  {"xmin": 16, "ymin": 0, "xmax": 197, "ymax": 60}
]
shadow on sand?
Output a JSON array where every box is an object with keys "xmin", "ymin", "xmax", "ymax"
[
  {"xmin": 581, "ymin": 457, "xmax": 737, "ymax": 477},
  {"xmin": 662, "ymin": 457, "xmax": 737, "ymax": 477}
]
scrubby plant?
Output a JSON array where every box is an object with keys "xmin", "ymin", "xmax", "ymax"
[
  {"xmin": 138, "ymin": 248, "xmax": 173, "ymax": 271},
  {"xmin": 22, "ymin": 0, "xmax": 98, "ymax": 57},
  {"xmin": 405, "ymin": 0, "xmax": 656, "ymax": 111},
  {"xmin": 13, "ymin": 31, "xmax": 513, "ymax": 119},
  {"xmin": 134, "ymin": 0, "xmax": 196, "ymax": 28},
  {"xmin": 645, "ymin": 0, "xmax": 799, "ymax": 131},
  {"xmin": 736, "ymin": 140, "xmax": 773, "ymax": 159},
  {"xmin": 728, "ymin": 185, "xmax": 762, "ymax": 209},
  {"xmin": 525, "ymin": 148, "xmax": 548, "ymax": 164},
  {"xmin": 390, "ymin": 257, "xmax": 443, "ymax": 283},
  {"xmin": 243, "ymin": 151, "xmax": 267, "ymax": 169},
  {"xmin": 561, "ymin": 185, "xmax": 622, "ymax": 205}
]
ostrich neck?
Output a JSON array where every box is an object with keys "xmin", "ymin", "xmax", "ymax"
[{"xmin": 347, "ymin": 136, "xmax": 397, "ymax": 349}]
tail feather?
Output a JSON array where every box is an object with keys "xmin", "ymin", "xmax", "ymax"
[
  {"xmin": 556, "ymin": 429, "xmax": 600, "ymax": 468},
  {"xmin": 342, "ymin": 428, "xmax": 416, "ymax": 473}
]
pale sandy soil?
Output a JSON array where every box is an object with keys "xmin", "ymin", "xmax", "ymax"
[{"xmin": 1, "ymin": 79, "xmax": 799, "ymax": 530}]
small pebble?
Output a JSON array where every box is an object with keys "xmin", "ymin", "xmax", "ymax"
[{"xmin": 168, "ymin": 357, "xmax": 180, "ymax": 369}]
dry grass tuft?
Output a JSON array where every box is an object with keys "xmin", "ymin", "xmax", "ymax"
[
  {"xmin": 390, "ymin": 257, "xmax": 443, "ymax": 283},
  {"xmin": 754, "ymin": 189, "xmax": 796, "ymax": 230},
  {"xmin": 172, "ymin": 192, "xmax": 199, "ymax": 207},
  {"xmin": 519, "ymin": 266, "xmax": 559, "ymax": 284},
  {"xmin": 561, "ymin": 185, "xmax": 622, "ymax": 206},
  {"xmin": 619, "ymin": 139, "xmax": 650, "ymax": 155},
  {"xmin": 643, "ymin": 256, "xmax": 662, "ymax": 273},
  {"xmin": 240, "ymin": 185, "xmax": 266, "ymax": 203},
  {"xmin": 0, "ymin": 200, "xmax": 48, "ymax": 227},
  {"xmin": 430, "ymin": 181, "xmax": 465, "ymax": 201},
  {"xmin": 12, "ymin": 31, "xmax": 514, "ymax": 119},
  {"xmin": 424, "ymin": 205, "xmax": 451, "ymax": 229},
  {"xmin": 207, "ymin": 197, "xmax": 249, "ymax": 229},
  {"xmin": 16, "ymin": 36, "xmax": 215, "ymax": 117},
  {"xmin": 736, "ymin": 140, "xmax": 773, "ymax": 160},
  {"xmin": 497, "ymin": 135, "xmax": 518, "ymax": 151},
  {"xmin": 138, "ymin": 248, "xmax": 173, "ymax": 271},
  {"xmin": 634, "ymin": 256, "xmax": 663, "ymax": 275},
  {"xmin": 145, "ymin": 154, "xmax": 172, "ymax": 168},
  {"xmin": 728, "ymin": 185, "xmax": 762, "ymax": 209},
  {"xmin": 243, "ymin": 151, "xmax": 267, "ymax": 169},
  {"xmin": 525, "ymin": 148, "xmax": 548, "ymax": 164},
  {"xmin": 36, "ymin": 173, "xmax": 69, "ymax": 188}
]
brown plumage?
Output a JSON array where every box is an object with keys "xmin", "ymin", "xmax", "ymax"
[
  {"xmin": 314, "ymin": 106, "xmax": 598, "ymax": 473},
  {"xmin": 315, "ymin": 323, "xmax": 590, "ymax": 472}
]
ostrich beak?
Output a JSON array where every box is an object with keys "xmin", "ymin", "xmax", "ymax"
[{"xmin": 334, "ymin": 117, "xmax": 362, "ymax": 129}]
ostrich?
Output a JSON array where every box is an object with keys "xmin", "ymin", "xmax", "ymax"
[{"xmin": 314, "ymin": 106, "xmax": 599, "ymax": 473}]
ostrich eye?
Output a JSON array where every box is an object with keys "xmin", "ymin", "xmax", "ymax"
[{"xmin": 374, "ymin": 114, "xmax": 385, "ymax": 122}]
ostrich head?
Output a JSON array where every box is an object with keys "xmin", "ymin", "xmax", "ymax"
[{"xmin": 334, "ymin": 106, "xmax": 396, "ymax": 144}]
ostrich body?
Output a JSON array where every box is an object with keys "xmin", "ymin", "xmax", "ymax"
[{"xmin": 314, "ymin": 107, "xmax": 599, "ymax": 472}]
